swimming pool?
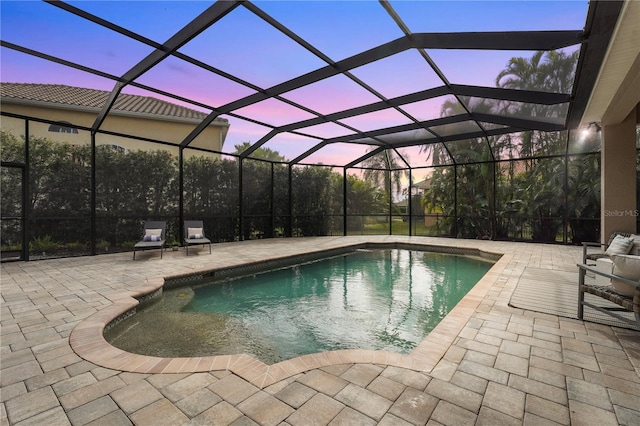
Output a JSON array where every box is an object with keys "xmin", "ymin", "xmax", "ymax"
[{"xmin": 105, "ymin": 248, "xmax": 493, "ymax": 364}]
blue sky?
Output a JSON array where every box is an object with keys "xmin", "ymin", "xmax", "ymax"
[{"xmin": 1, "ymin": 0, "xmax": 589, "ymax": 165}]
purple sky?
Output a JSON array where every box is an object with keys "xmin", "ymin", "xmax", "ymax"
[{"xmin": 1, "ymin": 0, "xmax": 589, "ymax": 168}]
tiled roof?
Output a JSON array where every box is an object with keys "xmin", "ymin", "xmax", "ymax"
[{"xmin": 0, "ymin": 83, "xmax": 227, "ymax": 124}]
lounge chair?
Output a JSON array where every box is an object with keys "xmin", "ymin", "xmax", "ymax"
[
  {"xmin": 133, "ymin": 221, "xmax": 166, "ymax": 260},
  {"xmin": 582, "ymin": 231, "xmax": 636, "ymax": 264},
  {"xmin": 184, "ymin": 220, "xmax": 211, "ymax": 255},
  {"xmin": 577, "ymin": 262, "xmax": 640, "ymax": 329}
]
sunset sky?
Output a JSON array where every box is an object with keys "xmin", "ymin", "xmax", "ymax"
[{"xmin": 1, "ymin": 0, "xmax": 589, "ymax": 168}]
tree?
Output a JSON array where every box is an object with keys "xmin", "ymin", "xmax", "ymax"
[
  {"xmin": 422, "ymin": 96, "xmax": 503, "ymax": 238},
  {"xmin": 360, "ymin": 149, "xmax": 406, "ymax": 199},
  {"xmin": 496, "ymin": 50, "xmax": 579, "ymax": 241},
  {"xmin": 496, "ymin": 50, "xmax": 578, "ymax": 158},
  {"xmin": 292, "ymin": 166, "xmax": 337, "ymax": 236},
  {"xmin": 345, "ymin": 173, "xmax": 387, "ymax": 233},
  {"xmin": 421, "ymin": 50, "xmax": 587, "ymax": 241},
  {"xmin": 234, "ymin": 142, "xmax": 287, "ymax": 162}
]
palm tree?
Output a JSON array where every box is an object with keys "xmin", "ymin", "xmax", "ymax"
[
  {"xmin": 496, "ymin": 51, "xmax": 547, "ymax": 91},
  {"xmin": 496, "ymin": 50, "xmax": 580, "ymax": 241},
  {"xmin": 422, "ymin": 50, "xmax": 582, "ymax": 241},
  {"xmin": 361, "ymin": 149, "xmax": 405, "ymax": 195},
  {"xmin": 496, "ymin": 50, "xmax": 578, "ymax": 158}
]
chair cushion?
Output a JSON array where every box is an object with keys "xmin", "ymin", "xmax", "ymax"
[
  {"xmin": 188, "ymin": 227, "xmax": 204, "ymax": 239},
  {"xmin": 631, "ymin": 235, "xmax": 640, "ymax": 255},
  {"xmin": 605, "ymin": 235, "xmax": 634, "ymax": 256},
  {"xmin": 143, "ymin": 229, "xmax": 162, "ymax": 241},
  {"xmin": 611, "ymin": 254, "xmax": 640, "ymax": 297}
]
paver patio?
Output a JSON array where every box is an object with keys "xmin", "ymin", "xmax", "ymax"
[{"xmin": 1, "ymin": 236, "xmax": 639, "ymax": 425}]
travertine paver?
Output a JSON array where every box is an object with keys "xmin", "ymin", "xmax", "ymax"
[
  {"xmin": 477, "ymin": 405, "xmax": 522, "ymax": 426},
  {"xmin": 365, "ymin": 375, "xmax": 406, "ymax": 401},
  {"xmin": 236, "ymin": 392, "xmax": 294, "ymax": 426},
  {"xmin": 110, "ymin": 379, "xmax": 164, "ymax": 414},
  {"xmin": 494, "ymin": 352, "xmax": 529, "ymax": 376},
  {"xmin": 273, "ymin": 382, "xmax": 317, "ymax": 408},
  {"xmin": 190, "ymin": 401, "xmax": 243, "ymax": 425},
  {"xmin": 524, "ymin": 394, "xmax": 570, "ymax": 424},
  {"xmin": 296, "ymin": 369, "xmax": 349, "ymax": 397},
  {"xmin": 286, "ymin": 393, "xmax": 344, "ymax": 426},
  {"xmin": 66, "ymin": 395, "xmax": 119, "ymax": 425},
  {"xmin": 328, "ymin": 406, "xmax": 377, "ymax": 426},
  {"xmin": 339, "ymin": 364, "xmax": 383, "ymax": 388},
  {"xmin": 376, "ymin": 413, "xmax": 413, "ymax": 426},
  {"xmin": 4, "ymin": 386, "xmax": 60, "ymax": 424},
  {"xmin": 160, "ymin": 373, "xmax": 218, "ymax": 403},
  {"xmin": 334, "ymin": 383, "xmax": 392, "ymax": 421},
  {"xmin": 174, "ymin": 388, "xmax": 222, "ymax": 417},
  {"xmin": 431, "ymin": 400, "xmax": 477, "ymax": 426},
  {"xmin": 482, "ymin": 382, "xmax": 526, "ymax": 420},
  {"xmin": 128, "ymin": 398, "xmax": 190, "ymax": 426},
  {"xmin": 425, "ymin": 378, "xmax": 483, "ymax": 414},
  {"xmin": 568, "ymin": 400, "xmax": 620, "ymax": 426},
  {"xmin": 379, "ymin": 365, "xmax": 430, "ymax": 390},
  {"xmin": 508, "ymin": 374, "xmax": 568, "ymax": 405},
  {"xmin": 388, "ymin": 387, "xmax": 438, "ymax": 424},
  {"xmin": 208, "ymin": 374, "xmax": 259, "ymax": 405},
  {"xmin": 57, "ymin": 375, "xmax": 125, "ymax": 411},
  {"xmin": 2, "ymin": 236, "xmax": 639, "ymax": 425}
]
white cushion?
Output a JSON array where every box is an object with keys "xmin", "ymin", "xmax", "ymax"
[
  {"xmin": 630, "ymin": 235, "xmax": 640, "ymax": 256},
  {"xmin": 610, "ymin": 254, "xmax": 640, "ymax": 297},
  {"xmin": 188, "ymin": 227, "xmax": 204, "ymax": 239},
  {"xmin": 605, "ymin": 235, "xmax": 634, "ymax": 256},
  {"xmin": 144, "ymin": 229, "xmax": 162, "ymax": 237}
]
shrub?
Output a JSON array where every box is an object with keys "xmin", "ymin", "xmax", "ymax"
[
  {"xmin": 29, "ymin": 235, "xmax": 59, "ymax": 252},
  {"xmin": 121, "ymin": 240, "xmax": 136, "ymax": 250},
  {"xmin": 65, "ymin": 241, "xmax": 88, "ymax": 251},
  {"xmin": 96, "ymin": 240, "xmax": 110, "ymax": 251}
]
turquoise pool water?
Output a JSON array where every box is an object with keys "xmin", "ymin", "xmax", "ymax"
[{"xmin": 105, "ymin": 249, "xmax": 493, "ymax": 364}]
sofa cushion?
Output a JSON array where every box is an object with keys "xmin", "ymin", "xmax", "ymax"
[
  {"xmin": 631, "ymin": 234, "xmax": 640, "ymax": 256},
  {"xmin": 610, "ymin": 254, "xmax": 640, "ymax": 297},
  {"xmin": 605, "ymin": 235, "xmax": 634, "ymax": 256}
]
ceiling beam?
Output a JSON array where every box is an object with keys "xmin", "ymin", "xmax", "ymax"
[
  {"xmin": 411, "ymin": 31, "xmax": 583, "ymax": 51},
  {"xmin": 567, "ymin": 1, "xmax": 624, "ymax": 129},
  {"xmin": 92, "ymin": 1, "xmax": 240, "ymax": 132}
]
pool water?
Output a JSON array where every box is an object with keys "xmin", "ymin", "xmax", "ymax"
[{"xmin": 105, "ymin": 249, "xmax": 493, "ymax": 364}]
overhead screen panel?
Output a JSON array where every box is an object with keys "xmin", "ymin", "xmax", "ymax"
[{"xmin": 0, "ymin": 0, "xmax": 596, "ymax": 167}]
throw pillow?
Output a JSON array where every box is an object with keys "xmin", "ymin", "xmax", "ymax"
[
  {"xmin": 605, "ymin": 235, "xmax": 634, "ymax": 256},
  {"xmin": 145, "ymin": 228, "xmax": 162, "ymax": 237},
  {"xmin": 188, "ymin": 227, "xmax": 204, "ymax": 239},
  {"xmin": 610, "ymin": 254, "xmax": 640, "ymax": 297}
]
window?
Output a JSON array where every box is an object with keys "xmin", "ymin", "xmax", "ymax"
[{"xmin": 48, "ymin": 122, "xmax": 78, "ymax": 134}]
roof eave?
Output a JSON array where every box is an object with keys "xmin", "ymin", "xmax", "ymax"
[{"xmin": 1, "ymin": 97, "xmax": 229, "ymax": 128}]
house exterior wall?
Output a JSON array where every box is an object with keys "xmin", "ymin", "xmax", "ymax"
[
  {"xmin": 600, "ymin": 104, "xmax": 639, "ymax": 240},
  {"xmin": 1, "ymin": 102, "xmax": 227, "ymax": 154}
]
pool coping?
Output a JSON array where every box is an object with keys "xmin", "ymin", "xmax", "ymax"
[{"xmin": 69, "ymin": 240, "xmax": 510, "ymax": 389}]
